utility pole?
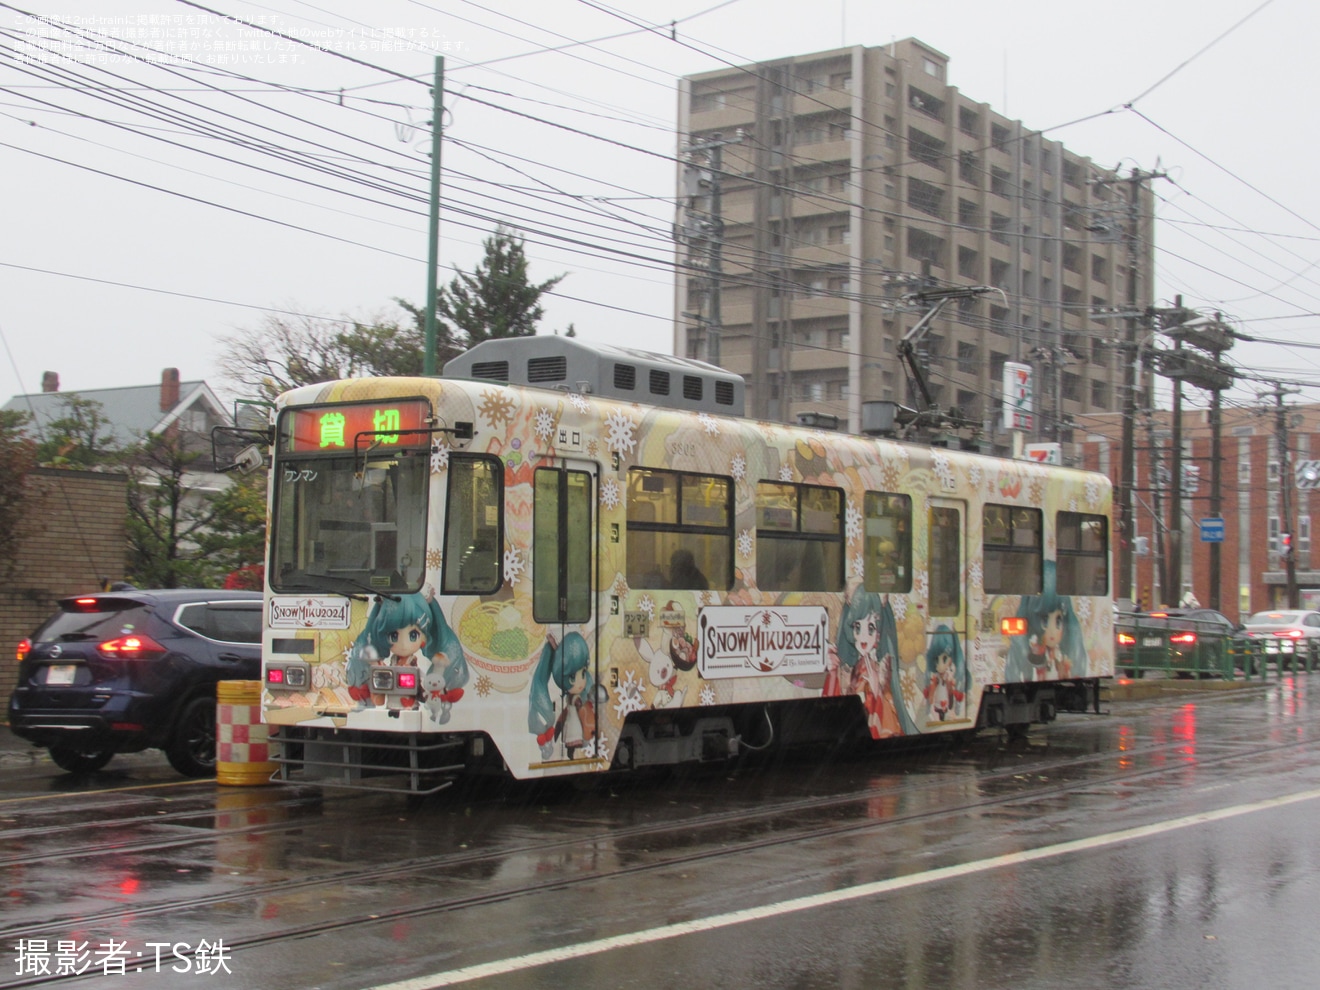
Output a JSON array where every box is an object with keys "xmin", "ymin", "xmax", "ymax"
[
  {"xmin": 1266, "ymin": 382, "xmax": 1301, "ymax": 608},
  {"xmin": 1102, "ymin": 167, "xmax": 1165, "ymax": 602},
  {"xmin": 423, "ymin": 56, "xmax": 445, "ymax": 377},
  {"xmin": 680, "ymin": 133, "xmax": 742, "ymax": 367}
]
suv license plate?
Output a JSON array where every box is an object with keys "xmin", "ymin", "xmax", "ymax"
[
  {"xmin": 45, "ymin": 665, "xmax": 76, "ymax": 686},
  {"xmin": 1141, "ymin": 636, "xmax": 1163, "ymax": 647}
]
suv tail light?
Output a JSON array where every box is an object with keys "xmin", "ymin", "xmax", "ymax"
[
  {"xmin": 1170, "ymin": 632, "xmax": 1197, "ymax": 645},
  {"xmin": 17, "ymin": 637, "xmax": 31, "ymax": 661},
  {"xmin": 98, "ymin": 634, "xmax": 167, "ymax": 660},
  {"xmin": 1117, "ymin": 632, "xmax": 1136, "ymax": 646}
]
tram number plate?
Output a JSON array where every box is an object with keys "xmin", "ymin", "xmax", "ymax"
[
  {"xmin": 45, "ymin": 665, "xmax": 76, "ymax": 686},
  {"xmin": 1141, "ymin": 636, "xmax": 1163, "ymax": 648}
]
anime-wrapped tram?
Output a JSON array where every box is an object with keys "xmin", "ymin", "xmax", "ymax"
[{"xmin": 251, "ymin": 337, "xmax": 1113, "ymax": 794}]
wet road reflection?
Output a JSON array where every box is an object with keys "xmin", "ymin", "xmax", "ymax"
[{"xmin": 3, "ymin": 679, "xmax": 1319, "ymax": 989}]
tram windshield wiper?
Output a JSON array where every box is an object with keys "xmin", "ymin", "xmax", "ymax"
[{"xmin": 277, "ymin": 576, "xmax": 401, "ymax": 602}]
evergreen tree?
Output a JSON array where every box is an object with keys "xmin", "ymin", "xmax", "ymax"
[{"xmin": 435, "ymin": 226, "xmax": 565, "ymax": 346}]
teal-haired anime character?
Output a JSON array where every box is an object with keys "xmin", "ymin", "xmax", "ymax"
[
  {"xmin": 528, "ymin": 632, "xmax": 596, "ymax": 760},
  {"xmin": 923, "ymin": 625, "xmax": 967, "ymax": 721},
  {"xmin": 825, "ymin": 590, "xmax": 917, "ymax": 737},
  {"xmin": 1006, "ymin": 561, "xmax": 1086, "ymax": 681},
  {"xmin": 346, "ymin": 590, "xmax": 467, "ymax": 721}
]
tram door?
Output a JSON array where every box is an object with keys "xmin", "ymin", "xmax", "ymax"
[
  {"xmin": 925, "ymin": 498, "xmax": 970, "ymax": 726},
  {"xmin": 531, "ymin": 461, "xmax": 597, "ymax": 760}
]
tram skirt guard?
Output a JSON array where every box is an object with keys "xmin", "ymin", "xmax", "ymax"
[{"xmin": 216, "ymin": 680, "xmax": 277, "ymax": 786}]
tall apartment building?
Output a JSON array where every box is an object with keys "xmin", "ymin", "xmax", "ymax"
[{"xmin": 675, "ymin": 39, "xmax": 1156, "ymax": 450}]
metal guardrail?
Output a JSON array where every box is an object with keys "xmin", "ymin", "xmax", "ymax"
[{"xmin": 1117, "ymin": 612, "xmax": 1320, "ymax": 681}]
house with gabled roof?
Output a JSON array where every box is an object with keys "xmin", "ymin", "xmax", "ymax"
[{"xmin": 3, "ymin": 368, "xmax": 231, "ymax": 448}]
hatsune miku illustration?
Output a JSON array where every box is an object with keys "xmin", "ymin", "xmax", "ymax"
[
  {"xmin": 923, "ymin": 625, "xmax": 968, "ymax": 722},
  {"xmin": 824, "ymin": 590, "xmax": 917, "ymax": 738},
  {"xmin": 528, "ymin": 631, "xmax": 598, "ymax": 761},
  {"xmin": 345, "ymin": 587, "xmax": 468, "ymax": 722},
  {"xmin": 1006, "ymin": 561, "xmax": 1087, "ymax": 681}
]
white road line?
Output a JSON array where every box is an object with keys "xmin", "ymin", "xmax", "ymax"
[{"xmin": 366, "ymin": 787, "xmax": 1320, "ymax": 989}]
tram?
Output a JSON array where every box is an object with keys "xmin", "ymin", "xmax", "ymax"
[{"xmin": 254, "ymin": 337, "xmax": 1113, "ymax": 794}]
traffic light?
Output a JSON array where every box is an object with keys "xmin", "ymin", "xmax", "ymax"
[{"xmin": 1282, "ymin": 532, "xmax": 1294, "ymax": 558}]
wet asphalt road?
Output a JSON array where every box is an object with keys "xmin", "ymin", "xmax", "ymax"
[{"xmin": 4, "ymin": 678, "xmax": 1320, "ymax": 990}]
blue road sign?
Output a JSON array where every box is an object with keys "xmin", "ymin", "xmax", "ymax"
[{"xmin": 1200, "ymin": 517, "xmax": 1225, "ymax": 543}]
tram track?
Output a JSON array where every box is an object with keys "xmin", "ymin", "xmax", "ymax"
[
  {"xmin": 0, "ymin": 714, "xmax": 1228, "ymax": 872},
  {"xmin": 3, "ymin": 711, "xmax": 1318, "ymax": 988}
]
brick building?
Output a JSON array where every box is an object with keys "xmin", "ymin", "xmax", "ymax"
[
  {"xmin": 0, "ymin": 468, "xmax": 127, "ymax": 701},
  {"xmin": 1080, "ymin": 403, "xmax": 1320, "ymax": 620}
]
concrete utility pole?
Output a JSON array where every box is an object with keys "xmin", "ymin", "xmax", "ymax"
[
  {"xmin": 1266, "ymin": 382, "xmax": 1301, "ymax": 608},
  {"xmin": 680, "ymin": 133, "xmax": 742, "ymax": 367},
  {"xmin": 423, "ymin": 56, "xmax": 445, "ymax": 377},
  {"xmin": 1102, "ymin": 167, "xmax": 1165, "ymax": 602}
]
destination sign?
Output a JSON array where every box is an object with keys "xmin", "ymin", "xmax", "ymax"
[{"xmin": 285, "ymin": 399, "xmax": 431, "ymax": 453}]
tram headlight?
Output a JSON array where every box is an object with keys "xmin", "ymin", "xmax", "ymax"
[
  {"xmin": 266, "ymin": 661, "xmax": 309, "ymax": 689},
  {"xmin": 368, "ymin": 665, "xmax": 420, "ymax": 694}
]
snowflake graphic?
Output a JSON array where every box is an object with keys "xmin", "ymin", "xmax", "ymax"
[
  {"xmin": 969, "ymin": 464, "xmax": 983, "ymax": 487},
  {"xmin": 612, "ymin": 574, "xmax": 630, "ymax": 598},
  {"xmin": 474, "ymin": 674, "xmax": 493, "ymax": 698},
  {"xmin": 1085, "ymin": 479, "xmax": 1102, "ymax": 507},
  {"xmin": 600, "ymin": 477, "xmax": 620, "ymax": 510},
  {"xmin": 968, "ymin": 560, "xmax": 983, "ymax": 589},
  {"xmin": 581, "ymin": 732, "xmax": 608, "ymax": 759},
  {"xmin": 604, "ymin": 409, "xmax": 637, "ymax": 455},
  {"xmin": 637, "ymin": 595, "xmax": 656, "ymax": 619},
  {"xmin": 478, "ymin": 389, "xmax": 516, "ymax": 425},
  {"xmin": 760, "ymin": 610, "xmax": 773, "ymax": 626},
  {"xmin": 851, "ymin": 553, "xmax": 864, "ymax": 579},
  {"xmin": 568, "ymin": 392, "xmax": 590, "ymax": 414},
  {"xmin": 430, "ymin": 439, "xmax": 450, "ymax": 473},
  {"xmin": 913, "ymin": 571, "xmax": 929, "ymax": 600},
  {"xmin": 504, "ymin": 547, "xmax": 526, "ymax": 585},
  {"xmin": 587, "ymin": 439, "xmax": 598, "ymax": 457},
  {"xmin": 1068, "ymin": 497, "xmax": 1078, "ymax": 513},
  {"xmin": 845, "ymin": 504, "xmax": 862, "ymax": 543},
  {"xmin": 426, "ymin": 548, "xmax": 443, "ymax": 570},
  {"xmin": 534, "ymin": 408, "xmax": 556, "ymax": 441},
  {"xmin": 1076, "ymin": 597, "xmax": 1093, "ymax": 621},
  {"xmin": 698, "ymin": 412, "xmax": 719, "ymax": 436},
  {"xmin": 697, "ymin": 590, "xmax": 712, "ymax": 607},
  {"xmin": 932, "ymin": 452, "xmax": 955, "ymax": 490},
  {"xmin": 731, "ymin": 454, "xmax": 746, "ymax": 481},
  {"xmin": 778, "ymin": 465, "xmax": 793, "ymax": 482},
  {"xmin": 1028, "ymin": 479, "xmax": 1044, "ymax": 503},
  {"xmin": 891, "ymin": 596, "xmax": 909, "ymax": 621},
  {"xmin": 737, "ymin": 529, "xmax": 753, "ymax": 559},
  {"xmin": 699, "ymin": 684, "xmax": 716, "ymax": 706},
  {"xmin": 613, "ymin": 669, "xmax": 647, "ymax": 717}
]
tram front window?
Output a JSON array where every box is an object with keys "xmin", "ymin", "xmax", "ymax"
[{"xmin": 271, "ymin": 452, "xmax": 429, "ymax": 595}]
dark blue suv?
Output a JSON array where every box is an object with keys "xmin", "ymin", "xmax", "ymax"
[{"xmin": 8, "ymin": 589, "xmax": 263, "ymax": 776}]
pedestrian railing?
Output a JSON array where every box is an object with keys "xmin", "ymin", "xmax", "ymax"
[{"xmin": 1114, "ymin": 612, "xmax": 1320, "ymax": 681}]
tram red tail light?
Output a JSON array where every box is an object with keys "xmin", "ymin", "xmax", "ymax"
[
  {"xmin": 266, "ymin": 663, "xmax": 308, "ymax": 688},
  {"xmin": 397, "ymin": 670, "xmax": 417, "ymax": 691},
  {"xmin": 1001, "ymin": 616, "xmax": 1027, "ymax": 636},
  {"xmin": 17, "ymin": 637, "xmax": 31, "ymax": 661},
  {"xmin": 97, "ymin": 634, "xmax": 167, "ymax": 660}
]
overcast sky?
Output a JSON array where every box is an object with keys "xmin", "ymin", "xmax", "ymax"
[{"xmin": 2, "ymin": 0, "xmax": 1316, "ymax": 422}]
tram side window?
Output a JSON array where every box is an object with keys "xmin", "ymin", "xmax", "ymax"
[
  {"xmin": 863, "ymin": 492, "xmax": 912, "ymax": 594},
  {"xmin": 756, "ymin": 482, "xmax": 845, "ymax": 592},
  {"xmin": 1056, "ymin": 511, "xmax": 1108, "ymax": 595},
  {"xmin": 441, "ymin": 455, "xmax": 503, "ymax": 595},
  {"xmin": 626, "ymin": 468, "xmax": 733, "ymax": 590},
  {"xmin": 982, "ymin": 503, "xmax": 1043, "ymax": 595}
]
